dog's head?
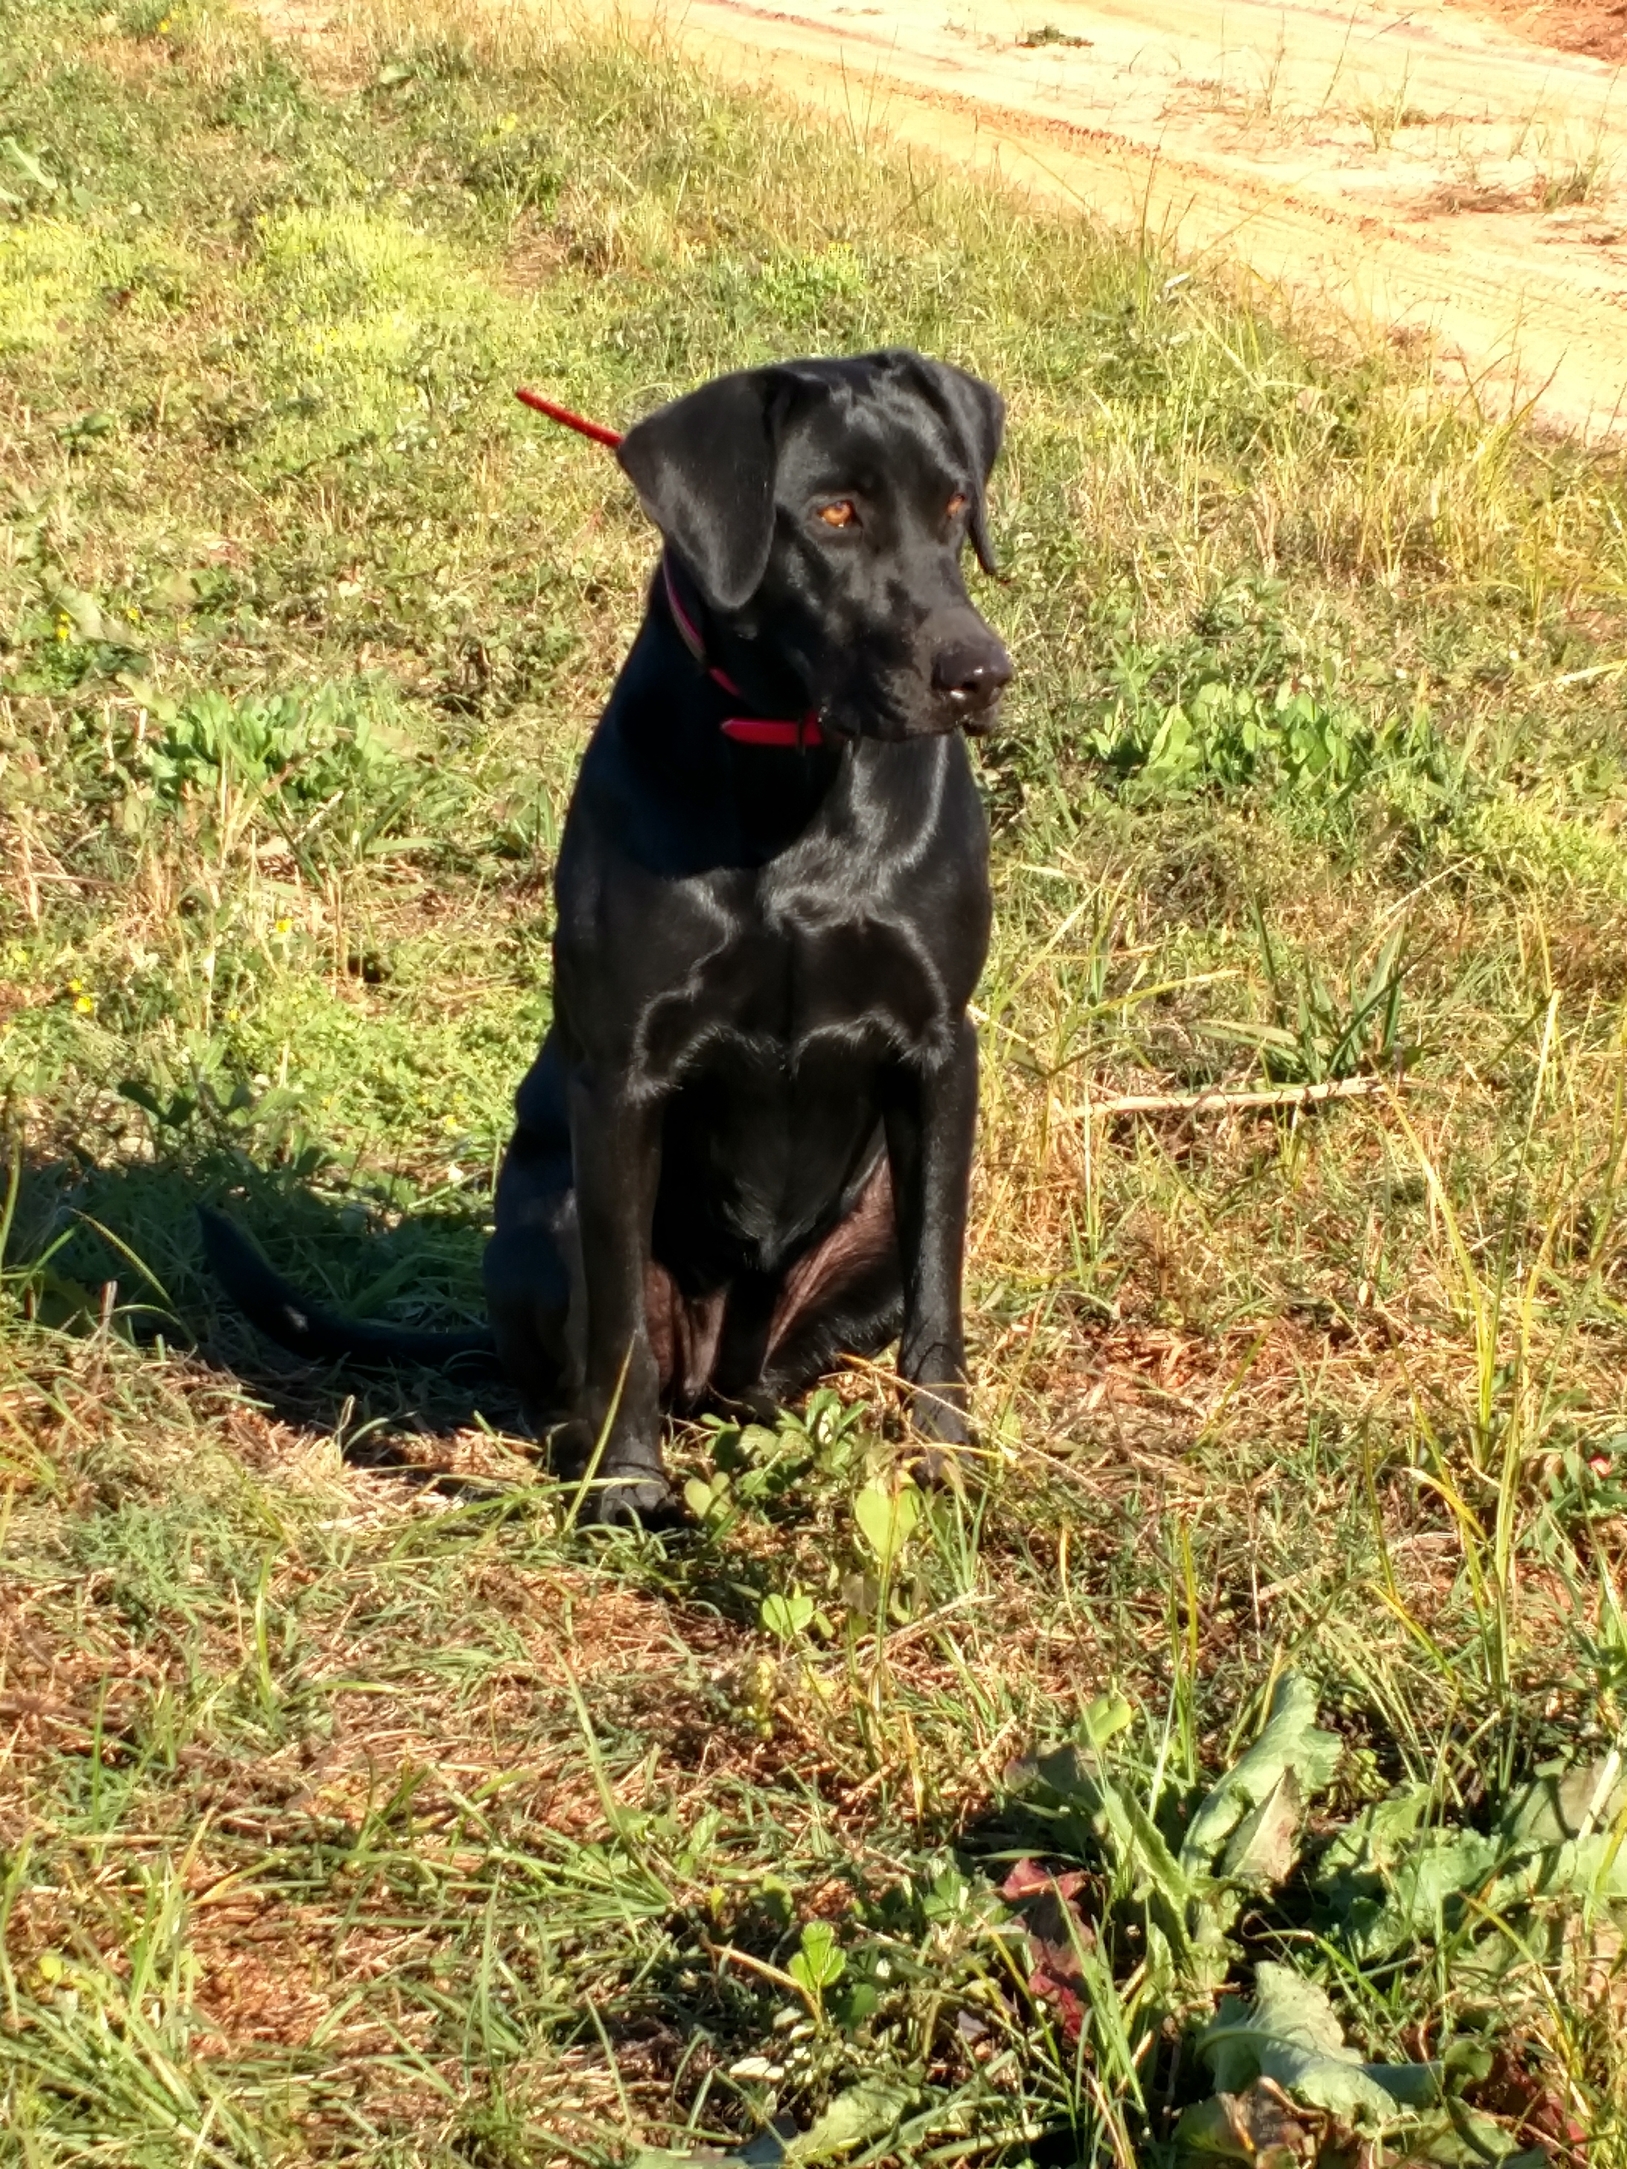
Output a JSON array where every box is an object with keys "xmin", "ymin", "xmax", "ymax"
[{"xmin": 616, "ymin": 350, "xmax": 1011, "ymax": 742}]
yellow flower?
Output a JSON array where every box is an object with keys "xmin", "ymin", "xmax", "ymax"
[
  {"xmin": 157, "ymin": 14, "xmax": 172, "ymax": 29},
  {"xmin": 273, "ymin": 917, "xmax": 292, "ymax": 936},
  {"xmin": 74, "ymin": 994, "xmax": 95, "ymax": 1015}
]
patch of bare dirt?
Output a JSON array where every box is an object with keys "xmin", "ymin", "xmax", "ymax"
[
  {"xmin": 244, "ymin": 0, "xmax": 1627, "ymax": 433},
  {"xmin": 534, "ymin": 0, "xmax": 1627, "ymax": 439}
]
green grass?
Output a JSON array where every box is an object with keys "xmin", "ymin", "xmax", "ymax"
[{"xmin": 4, "ymin": 0, "xmax": 1627, "ymax": 2159}]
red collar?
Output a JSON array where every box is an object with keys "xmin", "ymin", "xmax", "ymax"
[
  {"xmin": 660, "ymin": 556, "xmax": 824, "ymax": 751},
  {"xmin": 515, "ymin": 384, "xmax": 823, "ymax": 751}
]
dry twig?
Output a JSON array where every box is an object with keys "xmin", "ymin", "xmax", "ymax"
[{"xmin": 1082, "ymin": 1075, "xmax": 1396, "ymax": 1119}]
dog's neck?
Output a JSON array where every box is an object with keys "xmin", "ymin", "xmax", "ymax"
[
  {"xmin": 589, "ymin": 566, "xmax": 845, "ymax": 874},
  {"xmin": 657, "ymin": 553, "xmax": 820, "ymax": 743}
]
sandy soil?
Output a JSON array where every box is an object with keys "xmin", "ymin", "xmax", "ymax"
[{"xmin": 583, "ymin": 0, "xmax": 1627, "ymax": 436}]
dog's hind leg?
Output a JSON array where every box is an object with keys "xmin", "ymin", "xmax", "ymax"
[{"xmin": 748, "ymin": 1159, "xmax": 904, "ymax": 1404}]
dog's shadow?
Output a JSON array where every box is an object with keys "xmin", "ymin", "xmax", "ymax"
[
  {"xmin": 6, "ymin": 1137, "xmax": 524, "ymax": 1480},
  {"xmin": 7, "ymin": 1137, "xmax": 890, "ymax": 1616}
]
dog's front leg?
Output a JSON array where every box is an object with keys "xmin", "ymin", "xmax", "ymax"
[
  {"xmin": 563, "ymin": 1068, "xmax": 670, "ymax": 1524},
  {"xmin": 885, "ymin": 1014, "xmax": 978, "ymax": 1471}
]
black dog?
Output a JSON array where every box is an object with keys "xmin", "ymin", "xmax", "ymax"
[{"xmin": 204, "ymin": 349, "xmax": 1010, "ymax": 1523}]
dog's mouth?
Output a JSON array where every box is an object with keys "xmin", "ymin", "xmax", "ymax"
[
  {"xmin": 816, "ymin": 677, "xmax": 1007, "ymax": 744},
  {"xmin": 764, "ymin": 603, "xmax": 1010, "ymax": 746},
  {"xmin": 943, "ymin": 687, "xmax": 1005, "ymax": 738},
  {"xmin": 820, "ymin": 626, "xmax": 1011, "ymax": 743}
]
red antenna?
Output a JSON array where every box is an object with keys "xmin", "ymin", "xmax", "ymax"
[{"xmin": 514, "ymin": 387, "xmax": 624, "ymax": 449}]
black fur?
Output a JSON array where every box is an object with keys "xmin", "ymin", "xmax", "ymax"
[{"xmin": 206, "ymin": 349, "xmax": 1010, "ymax": 1524}]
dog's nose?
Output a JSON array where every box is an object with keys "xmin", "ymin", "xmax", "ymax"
[{"xmin": 932, "ymin": 636, "xmax": 1012, "ymax": 722}]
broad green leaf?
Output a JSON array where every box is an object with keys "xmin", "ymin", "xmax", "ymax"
[
  {"xmin": 1218, "ymin": 1768, "xmax": 1302, "ymax": 1888},
  {"xmin": 1316, "ymin": 1794, "xmax": 1508, "ymax": 1962},
  {"xmin": 1173, "ymin": 2093, "xmax": 1251, "ymax": 2161},
  {"xmin": 1174, "ymin": 2083, "xmax": 1309, "ymax": 2161},
  {"xmin": 760, "ymin": 1590, "xmax": 815, "ymax": 1641},
  {"xmin": 1315, "ymin": 1783, "xmax": 1432, "ymax": 1881},
  {"xmin": 1196, "ymin": 1964, "xmax": 1436, "ymax": 2129},
  {"xmin": 1180, "ymin": 1675, "xmax": 1341, "ymax": 1879},
  {"xmin": 1080, "ymin": 1691, "xmax": 1135, "ymax": 1749},
  {"xmin": 1001, "ymin": 1720, "xmax": 1200, "ymax": 1985},
  {"xmin": 1, "ymin": 135, "xmax": 57, "ymax": 192},
  {"xmin": 852, "ymin": 1479, "xmax": 920, "ymax": 1568},
  {"xmin": 1002, "ymin": 1740, "xmax": 1189, "ymax": 1904},
  {"xmin": 1177, "ymin": 2086, "xmax": 1539, "ymax": 2168},
  {"xmin": 1504, "ymin": 1753, "xmax": 1627, "ymax": 1846},
  {"xmin": 786, "ymin": 2076, "xmax": 910, "ymax": 2161},
  {"xmin": 1399, "ymin": 2107, "xmax": 1550, "ymax": 2168},
  {"xmin": 1093, "ymin": 1777, "xmax": 1194, "ymax": 1911},
  {"xmin": 1506, "ymin": 1829, "xmax": 1627, "ymax": 1903},
  {"xmin": 1313, "ymin": 1752, "xmax": 1627, "ymax": 1970},
  {"xmin": 786, "ymin": 1920, "xmax": 845, "ymax": 1993}
]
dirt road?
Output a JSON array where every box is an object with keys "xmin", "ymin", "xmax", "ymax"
[{"xmin": 595, "ymin": 0, "xmax": 1627, "ymax": 435}]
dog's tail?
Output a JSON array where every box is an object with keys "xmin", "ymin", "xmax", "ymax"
[{"xmin": 198, "ymin": 1207, "xmax": 498, "ymax": 1372}]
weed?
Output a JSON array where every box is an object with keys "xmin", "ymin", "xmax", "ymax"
[
  {"xmin": 1538, "ymin": 145, "xmax": 1614, "ymax": 209},
  {"xmin": 1355, "ymin": 74, "xmax": 1428, "ymax": 154},
  {"xmin": 1016, "ymin": 23, "xmax": 1092, "ymax": 49}
]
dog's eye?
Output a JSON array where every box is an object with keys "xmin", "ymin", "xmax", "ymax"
[
  {"xmin": 816, "ymin": 500, "xmax": 858, "ymax": 529},
  {"xmin": 947, "ymin": 492, "xmax": 968, "ymax": 518}
]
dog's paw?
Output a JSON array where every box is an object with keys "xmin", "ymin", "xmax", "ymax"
[
  {"xmin": 908, "ymin": 1441, "xmax": 968, "ymax": 1490},
  {"xmin": 579, "ymin": 1466, "xmax": 679, "ymax": 1531},
  {"xmin": 546, "ymin": 1420, "xmax": 677, "ymax": 1529},
  {"xmin": 904, "ymin": 1386, "xmax": 976, "ymax": 1490},
  {"xmin": 546, "ymin": 1417, "xmax": 599, "ymax": 1480}
]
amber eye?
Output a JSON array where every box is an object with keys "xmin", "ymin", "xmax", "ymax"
[
  {"xmin": 817, "ymin": 500, "xmax": 857, "ymax": 528},
  {"xmin": 947, "ymin": 491, "xmax": 968, "ymax": 517}
]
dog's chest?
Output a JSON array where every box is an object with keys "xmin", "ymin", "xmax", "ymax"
[{"xmin": 639, "ymin": 881, "xmax": 954, "ymax": 1081}]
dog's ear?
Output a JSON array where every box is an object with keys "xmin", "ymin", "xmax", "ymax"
[
  {"xmin": 917, "ymin": 359, "xmax": 1005, "ymax": 575},
  {"xmin": 617, "ymin": 370, "xmax": 782, "ymax": 611}
]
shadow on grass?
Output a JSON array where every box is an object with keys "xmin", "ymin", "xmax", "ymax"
[
  {"xmin": 0, "ymin": 1135, "xmax": 927, "ymax": 1603},
  {"xmin": 4, "ymin": 1136, "xmax": 526, "ymax": 1476}
]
